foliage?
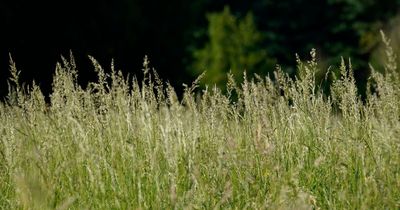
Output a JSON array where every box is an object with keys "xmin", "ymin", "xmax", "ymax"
[
  {"xmin": 188, "ymin": 0, "xmax": 400, "ymax": 96},
  {"xmin": 191, "ymin": 7, "xmax": 275, "ymax": 89},
  {"xmin": 2, "ymin": 0, "xmax": 400, "ymax": 99},
  {"xmin": 252, "ymin": 0, "xmax": 400, "ymax": 62}
]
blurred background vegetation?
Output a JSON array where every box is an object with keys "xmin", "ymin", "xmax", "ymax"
[{"xmin": 1, "ymin": 0, "xmax": 399, "ymax": 98}]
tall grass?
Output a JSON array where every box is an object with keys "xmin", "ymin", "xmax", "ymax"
[{"xmin": 1, "ymin": 37, "xmax": 399, "ymax": 209}]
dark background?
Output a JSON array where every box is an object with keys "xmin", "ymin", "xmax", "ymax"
[{"xmin": 1, "ymin": 0, "xmax": 399, "ymax": 98}]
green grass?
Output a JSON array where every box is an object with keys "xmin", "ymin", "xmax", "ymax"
[{"xmin": 1, "ymin": 39, "xmax": 400, "ymax": 209}]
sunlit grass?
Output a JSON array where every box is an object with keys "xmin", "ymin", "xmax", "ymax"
[{"xmin": 1, "ymin": 37, "xmax": 399, "ymax": 209}]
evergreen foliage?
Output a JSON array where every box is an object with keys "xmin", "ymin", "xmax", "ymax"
[{"xmin": 192, "ymin": 7, "xmax": 275, "ymax": 89}]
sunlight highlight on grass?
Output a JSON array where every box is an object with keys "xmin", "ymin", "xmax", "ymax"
[{"xmin": 1, "ymin": 43, "xmax": 399, "ymax": 209}]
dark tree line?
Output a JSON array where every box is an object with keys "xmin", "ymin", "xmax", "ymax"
[{"xmin": 1, "ymin": 0, "xmax": 399, "ymax": 98}]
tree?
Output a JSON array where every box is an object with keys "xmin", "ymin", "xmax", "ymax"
[{"xmin": 191, "ymin": 6, "xmax": 275, "ymax": 88}]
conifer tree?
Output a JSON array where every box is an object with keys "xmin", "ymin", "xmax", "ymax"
[{"xmin": 192, "ymin": 6, "xmax": 275, "ymax": 88}]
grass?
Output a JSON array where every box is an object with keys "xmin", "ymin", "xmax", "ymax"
[{"xmin": 1, "ymin": 37, "xmax": 400, "ymax": 209}]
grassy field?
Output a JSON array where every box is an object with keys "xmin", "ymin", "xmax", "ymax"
[{"xmin": 1, "ymin": 40, "xmax": 400, "ymax": 209}]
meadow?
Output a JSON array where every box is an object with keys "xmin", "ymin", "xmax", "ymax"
[{"xmin": 1, "ymin": 37, "xmax": 399, "ymax": 209}]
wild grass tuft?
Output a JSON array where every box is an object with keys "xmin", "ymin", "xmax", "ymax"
[{"xmin": 1, "ymin": 42, "xmax": 399, "ymax": 209}]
